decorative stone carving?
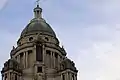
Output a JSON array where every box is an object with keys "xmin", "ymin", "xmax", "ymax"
[{"xmin": 37, "ymin": 34, "xmax": 45, "ymax": 43}]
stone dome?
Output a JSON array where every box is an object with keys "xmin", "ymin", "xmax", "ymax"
[
  {"xmin": 21, "ymin": 18, "xmax": 56, "ymax": 37},
  {"xmin": 21, "ymin": 5, "xmax": 56, "ymax": 37}
]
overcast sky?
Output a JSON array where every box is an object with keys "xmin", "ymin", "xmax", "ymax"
[{"xmin": 1, "ymin": 0, "xmax": 120, "ymax": 80}]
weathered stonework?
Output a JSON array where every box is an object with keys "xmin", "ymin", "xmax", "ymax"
[{"xmin": 1, "ymin": 4, "xmax": 78, "ymax": 80}]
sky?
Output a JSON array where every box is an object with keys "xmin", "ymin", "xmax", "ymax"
[{"xmin": 0, "ymin": 0, "xmax": 120, "ymax": 80}]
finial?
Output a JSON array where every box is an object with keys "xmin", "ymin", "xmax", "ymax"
[{"xmin": 36, "ymin": 0, "xmax": 40, "ymax": 6}]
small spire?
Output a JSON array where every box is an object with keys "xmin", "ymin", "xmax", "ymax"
[
  {"xmin": 34, "ymin": 0, "xmax": 42, "ymax": 18},
  {"xmin": 62, "ymin": 45, "xmax": 64, "ymax": 49}
]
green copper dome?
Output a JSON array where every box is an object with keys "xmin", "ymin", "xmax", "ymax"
[{"xmin": 21, "ymin": 5, "xmax": 56, "ymax": 37}]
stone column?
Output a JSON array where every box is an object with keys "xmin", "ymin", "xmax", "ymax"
[
  {"xmin": 23, "ymin": 52, "xmax": 26, "ymax": 68},
  {"xmin": 7, "ymin": 73, "xmax": 9, "ymax": 80},
  {"xmin": 16, "ymin": 56, "xmax": 18, "ymax": 62},
  {"xmin": 19, "ymin": 75, "xmax": 21, "ymax": 80},
  {"xmin": 61, "ymin": 74, "xmax": 63, "ymax": 80},
  {"xmin": 44, "ymin": 48, "xmax": 47, "ymax": 66},
  {"xmin": 50, "ymin": 51, "xmax": 52, "ymax": 68},
  {"xmin": 43, "ymin": 45, "xmax": 45, "ymax": 63},
  {"xmin": 18, "ymin": 55, "xmax": 20, "ymax": 63},
  {"xmin": 65, "ymin": 73, "xmax": 67, "ymax": 80},
  {"xmin": 8, "ymin": 72, "xmax": 11, "ymax": 80},
  {"xmin": 58, "ymin": 55, "xmax": 60, "ymax": 69},
  {"xmin": 69, "ymin": 73, "xmax": 72, "ymax": 80},
  {"xmin": 66, "ymin": 72, "xmax": 69, "ymax": 80},
  {"xmin": 52, "ymin": 52, "xmax": 54, "ymax": 68},
  {"xmin": 53, "ymin": 52, "xmax": 55, "ymax": 68},
  {"xmin": 75, "ymin": 74, "xmax": 77, "ymax": 80},
  {"xmin": 34, "ymin": 45, "xmax": 36, "ymax": 63},
  {"xmin": 74, "ymin": 74, "xmax": 75, "ymax": 80},
  {"xmin": 51, "ymin": 52, "xmax": 52, "ymax": 68},
  {"xmin": 11, "ymin": 73, "xmax": 14, "ymax": 80},
  {"xmin": 17, "ymin": 74, "xmax": 18, "ymax": 80},
  {"xmin": 17, "ymin": 74, "xmax": 20, "ymax": 80},
  {"xmin": 25, "ymin": 51, "xmax": 28, "ymax": 68},
  {"xmin": 18, "ymin": 75, "xmax": 19, "ymax": 80}
]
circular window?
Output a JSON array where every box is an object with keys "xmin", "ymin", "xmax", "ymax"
[
  {"xmin": 29, "ymin": 37, "xmax": 33, "ymax": 41},
  {"xmin": 18, "ymin": 42, "xmax": 21, "ymax": 45},
  {"xmin": 45, "ymin": 37, "xmax": 49, "ymax": 41}
]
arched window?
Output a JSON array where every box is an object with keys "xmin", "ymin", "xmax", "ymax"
[
  {"xmin": 36, "ymin": 45, "xmax": 43, "ymax": 62},
  {"xmin": 15, "ymin": 74, "xmax": 17, "ymax": 80}
]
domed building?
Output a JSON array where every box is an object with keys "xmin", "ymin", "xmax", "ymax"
[{"xmin": 1, "ymin": 4, "xmax": 78, "ymax": 80}]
